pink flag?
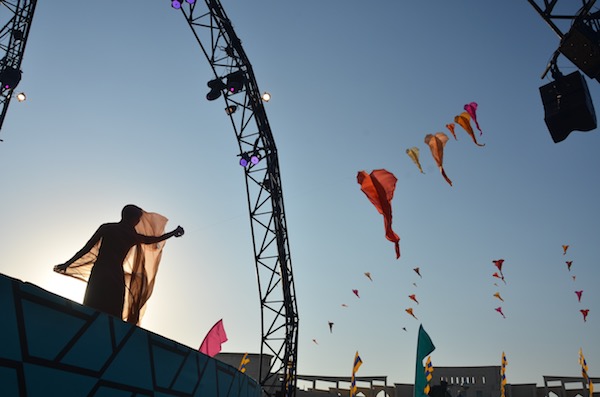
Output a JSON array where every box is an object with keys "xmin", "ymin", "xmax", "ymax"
[{"xmin": 199, "ymin": 319, "xmax": 228, "ymax": 357}]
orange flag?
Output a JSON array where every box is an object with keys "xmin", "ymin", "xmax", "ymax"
[
  {"xmin": 424, "ymin": 133, "xmax": 452, "ymax": 186},
  {"xmin": 357, "ymin": 169, "xmax": 401, "ymax": 258}
]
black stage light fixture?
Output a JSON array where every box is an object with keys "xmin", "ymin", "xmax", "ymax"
[
  {"xmin": 539, "ymin": 70, "xmax": 597, "ymax": 143},
  {"xmin": 225, "ymin": 70, "xmax": 245, "ymax": 94},
  {"xmin": 0, "ymin": 66, "xmax": 22, "ymax": 90},
  {"xmin": 206, "ymin": 78, "xmax": 226, "ymax": 101}
]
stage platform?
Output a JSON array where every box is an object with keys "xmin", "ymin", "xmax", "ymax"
[{"xmin": 0, "ymin": 272, "xmax": 261, "ymax": 397}]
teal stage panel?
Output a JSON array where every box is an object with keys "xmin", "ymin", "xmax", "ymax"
[{"xmin": 0, "ymin": 273, "xmax": 261, "ymax": 397}]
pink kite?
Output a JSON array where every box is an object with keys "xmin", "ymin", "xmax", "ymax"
[
  {"xmin": 493, "ymin": 292, "xmax": 504, "ymax": 302},
  {"xmin": 425, "ymin": 132, "xmax": 453, "ymax": 186},
  {"xmin": 413, "ymin": 267, "xmax": 422, "ymax": 278},
  {"xmin": 495, "ymin": 307, "xmax": 506, "ymax": 318},
  {"xmin": 364, "ymin": 272, "xmax": 373, "ymax": 281},
  {"xmin": 199, "ymin": 319, "xmax": 228, "ymax": 357},
  {"xmin": 575, "ymin": 290, "xmax": 583, "ymax": 302},
  {"xmin": 581, "ymin": 309, "xmax": 589, "ymax": 322},
  {"xmin": 406, "ymin": 307, "xmax": 418, "ymax": 320},
  {"xmin": 357, "ymin": 169, "xmax": 401, "ymax": 258},
  {"xmin": 562, "ymin": 245, "xmax": 569, "ymax": 255},
  {"xmin": 352, "ymin": 289, "xmax": 360, "ymax": 298},
  {"xmin": 409, "ymin": 294, "xmax": 419, "ymax": 304},
  {"xmin": 446, "ymin": 123, "xmax": 457, "ymax": 140},
  {"xmin": 455, "ymin": 112, "xmax": 485, "ymax": 146},
  {"xmin": 464, "ymin": 102, "xmax": 482, "ymax": 135},
  {"xmin": 566, "ymin": 261, "xmax": 573, "ymax": 271}
]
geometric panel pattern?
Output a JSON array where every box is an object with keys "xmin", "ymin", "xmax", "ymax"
[{"xmin": 0, "ymin": 273, "xmax": 262, "ymax": 397}]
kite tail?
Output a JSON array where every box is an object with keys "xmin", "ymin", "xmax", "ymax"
[
  {"xmin": 440, "ymin": 168, "xmax": 453, "ymax": 186},
  {"xmin": 394, "ymin": 241, "xmax": 400, "ymax": 259}
]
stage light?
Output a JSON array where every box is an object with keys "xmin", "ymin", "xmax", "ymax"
[
  {"xmin": 206, "ymin": 77, "xmax": 226, "ymax": 101},
  {"xmin": 225, "ymin": 105, "xmax": 237, "ymax": 115},
  {"xmin": 16, "ymin": 92, "xmax": 26, "ymax": 102},
  {"xmin": 239, "ymin": 151, "xmax": 261, "ymax": 167},
  {"xmin": 539, "ymin": 70, "xmax": 597, "ymax": 143},
  {"xmin": 239, "ymin": 153, "xmax": 250, "ymax": 167},
  {"xmin": 171, "ymin": 0, "xmax": 182, "ymax": 9},
  {"xmin": 226, "ymin": 70, "xmax": 245, "ymax": 94},
  {"xmin": 186, "ymin": 0, "xmax": 195, "ymax": 3},
  {"xmin": 261, "ymin": 92, "xmax": 271, "ymax": 102}
]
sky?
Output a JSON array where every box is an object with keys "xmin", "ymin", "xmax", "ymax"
[{"xmin": 1, "ymin": 0, "xmax": 599, "ymax": 389}]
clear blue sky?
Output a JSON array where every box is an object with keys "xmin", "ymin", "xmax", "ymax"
[{"xmin": 1, "ymin": 1, "xmax": 598, "ymax": 388}]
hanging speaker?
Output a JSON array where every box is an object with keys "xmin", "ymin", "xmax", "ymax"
[{"xmin": 539, "ymin": 71, "xmax": 597, "ymax": 143}]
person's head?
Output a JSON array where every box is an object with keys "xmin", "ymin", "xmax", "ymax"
[{"xmin": 121, "ymin": 204, "xmax": 143, "ymax": 226}]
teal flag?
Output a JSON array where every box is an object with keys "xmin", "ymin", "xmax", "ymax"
[{"xmin": 414, "ymin": 324, "xmax": 436, "ymax": 397}]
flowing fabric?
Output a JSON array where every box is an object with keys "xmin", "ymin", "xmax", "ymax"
[
  {"xmin": 56, "ymin": 210, "xmax": 168, "ymax": 325},
  {"xmin": 357, "ymin": 169, "xmax": 401, "ymax": 259},
  {"xmin": 199, "ymin": 319, "xmax": 228, "ymax": 357}
]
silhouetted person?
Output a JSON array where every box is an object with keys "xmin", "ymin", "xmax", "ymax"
[{"xmin": 54, "ymin": 204, "xmax": 184, "ymax": 319}]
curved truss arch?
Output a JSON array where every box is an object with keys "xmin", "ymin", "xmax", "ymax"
[{"xmin": 174, "ymin": 1, "xmax": 299, "ymax": 396}]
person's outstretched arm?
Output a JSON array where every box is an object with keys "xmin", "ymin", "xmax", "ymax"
[
  {"xmin": 137, "ymin": 226, "xmax": 184, "ymax": 245},
  {"xmin": 54, "ymin": 225, "xmax": 105, "ymax": 272}
]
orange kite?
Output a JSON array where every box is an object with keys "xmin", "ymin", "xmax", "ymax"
[
  {"xmin": 455, "ymin": 112, "xmax": 485, "ymax": 147},
  {"xmin": 424, "ymin": 132, "xmax": 452, "ymax": 186},
  {"xmin": 357, "ymin": 169, "xmax": 401, "ymax": 259},
  {"xmin": 446, "ymin": 123, "xmax": 457, "ymax": 140}
]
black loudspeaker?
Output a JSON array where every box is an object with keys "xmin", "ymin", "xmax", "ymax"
[
  {"xmin": 539, "ymin": 71, "xmax": 597, "ymax": 143},
  {"xmin": 559, "ymin": 23, "xmax": 600, "ymax": 81}
]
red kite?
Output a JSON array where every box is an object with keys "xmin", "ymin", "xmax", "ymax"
[
  {"xmin": 406, "ymin": 147, "xmax": 425, "ymax": 174},
  {"xmin": 566, "ymin": 261, "xmax": 573, "ymax": 271},
  {"xmin": 406, "ymin": 308, "xmax": 418, "ymax": 320},
  {"xmin": 446, "ymin": 123, "xmax": 457, "ymax": 140},
  {"xmin": 328, "ymin": 321, "xmax": 334, "ymax": 333},
  {"xmin": 493, "ymin": 272, "xmax": 506, "ymax": 284},
  {"xmin": 581, "ymin": 309, "xmax": 589, "ymax": 322},
  {"xmin": 493, "ymin": 292, "xmax": 504, "ymax": 302},
  {"xmin": 455, "ymin": 112, "xmax": 485, "ymax": 146},
  {"xmin": 357, "ymin": 169, "xmax": 401, "ymax": 258},
  {"xmin": 575, "ymin": 290, "xmax": 583, "ymax": 302},
  {"xmin": 409, "ymin": 294, "xmax": 419, "ymax": 304},
  {"xmin": 495, "ymin": 307, "xmax": 506, "ymax": 318},
  {"xmin": 413, "ymin": 267, "xmax": 422, "ymax": 278},
  {"xmin": 364, "ymin": 272, "xmax": 373, "ymax": 282},
  {"xmin": 352, "ymin": 289, "xmax": 360, "ymax": 298},
  {"xmin": 464, "ymin": 102, "xmax": 482, "ymax": 135},
  {"xmin": 424, "ymin": 132, "xmax": 452, "ymax": 186},
  {"xmin": 562, "ymin": 245, "xmax": 569, "ymax": 255}
]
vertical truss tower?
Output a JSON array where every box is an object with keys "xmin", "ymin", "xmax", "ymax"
[
  {"xmin": 0, "ymin": 0, "xmax": 37, "ymax": 138},
  {"xmin": 173, "ymin": 1, "xmax": 299, "ymax": 396}
]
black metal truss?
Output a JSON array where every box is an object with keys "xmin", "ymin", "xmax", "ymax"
[
  {"xmin": 173, "ymin": 1, "xmax": 299, "ymax": 396},
  {"xmin": 527, "ymin": 0, "xmax": 599, "ymax": 38},
  {"xmin": 0, "ymin": 0, "xmax": 37, "ymax": 138}
]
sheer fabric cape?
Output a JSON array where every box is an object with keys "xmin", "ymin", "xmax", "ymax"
[{"xmin": 54, "ymin": 211, "xmax": 169, "ymax": 325}]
